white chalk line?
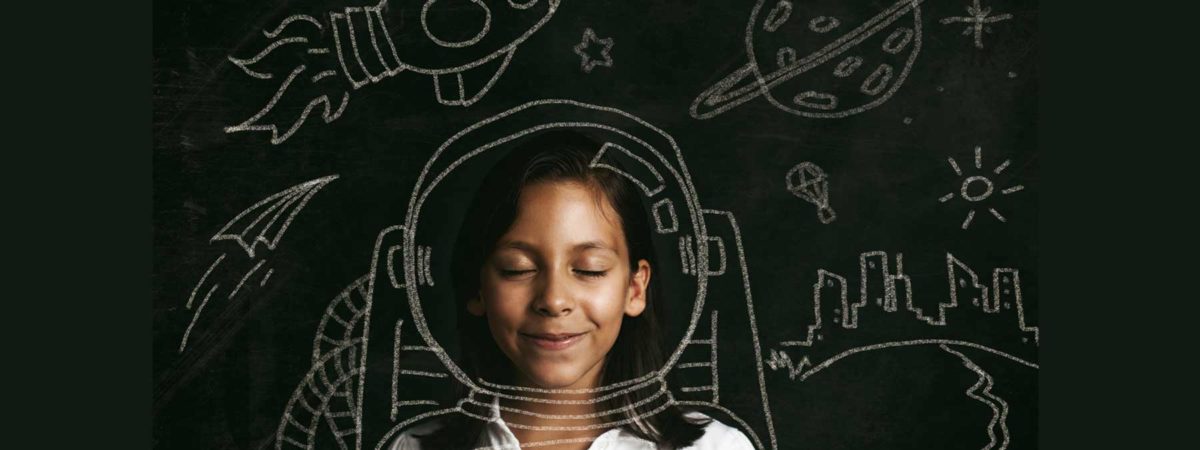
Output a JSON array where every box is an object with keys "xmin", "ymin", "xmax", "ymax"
[
  {"xmin": 210, "ymin": 175, "xmax": 338, "ymax": 258},
  {"xmin": 224, "ymin": 61, "xmax": 351, "ymax": 145},
  {"xmin": 988, "ymin": 208, "xmax": 1006, "ymax": 222},
  {"xmin": 229, "ymin": 1, "xmax": 560, "ymax": 144},
  {"xmin": 961, "ymin": 210, "xmax": 976, "ymax": 229},
  {"xmin": 476, "ymin": 370, "xmax": 660, "ymax": 396},
  {"xmin": 355, "ymin": 100, "xmax": 796, "ymax": 448},
  {"xmin": 458, "ymin": 393, "xmax": 675, "ymax": 432},
  {"xmin": 179, "ymin": 283, "xmax": 220, "ymax": 353},
  {"xmin": 939, "ymin": 0, "xmax": 1014, "ymax": 49},
  {"xmin": 993, "ymin": 269, "xmax": 1038, "ymax": 344},
  {"xmin": 401, "ymin": 101, "xmax": 711, "ymax": 391},
  {"xmin": 186, "ymin": 253, "xmax": 225, "ymax": 309},
  {"xmin": 701, "ymin": 209, "xmax": 777, "ymax": 449},
  {"xmin": 275, "ymin": 340, "xmax": 364, "ymax": 449},
  {"xmin": 778, "ymin": 339, "xmax": 1038, "ymax": 382},
  {"xmin": 940, "ymin": 344, "xmax": 1010, "ymax": 450},
  {"xmin": 390, "ymin": 319, "xmax": 403, "ymax": 420},
  {"xmin": 749, "ymin": 0, "xmax": 924, "ymax": 119},
  {"xmin": 484, "ymin": 384, "xmax": 669, "ymax": 421},
  {"xmin": 229, "ymin": 37, "xmax": 309, "ymax": 80},
  {"xmin": 589, "ymin": 141, "xmax": 666, "ymax": 197},
  {"xmin": 260, "ymin": 268, "xmax": 274, "ymax": 287},
  {"xmin": 948, "ymin": 157, "xmax": 964, "ymax": 176},
  {"xmin": 420, "ymin": 0, "xmax": 492, "ymax": 49},
  {"xmin": 228, "ymin": 259, "xmax": 267, "ymax": 299},
  {"xmin": 710, "ymin": 310, "xmax": 719, "ymax": 404},
  {"xmin": 399, "ymin": 370, "xmax": 449, "ymax": 379},
  {"xmin": 311, "ymin": 70, "xmax": 337, "ymax": 83},
  {"xmin": 573, "ymin": 28, "xmax": 615, "ymax": 73},
  {"xmin": 264, "ymin": 14, "xmax": 323, "ymax": 39}
]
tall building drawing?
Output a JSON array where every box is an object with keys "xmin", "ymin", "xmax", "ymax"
[{"xmin": 781, "ymin": 251, "xmax": 1037, "ymax": 348}]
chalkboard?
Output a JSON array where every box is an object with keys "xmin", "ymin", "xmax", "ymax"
[{"xmin": 153, "ymin": 1, "xmax": 1038, "ymax": 449}]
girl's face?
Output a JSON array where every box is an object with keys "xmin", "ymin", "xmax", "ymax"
[{"xmin": 468, "ymin": 180, "xmax": 650, "ymax": 391}]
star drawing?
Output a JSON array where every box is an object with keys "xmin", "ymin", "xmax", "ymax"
[
  {"xmin": 939, "ymin": 0, "xmax": 1013, "ymax": 49},
  {"xmin": 573, "ymin": 28, "xmax": 614, "ymax": 73}
]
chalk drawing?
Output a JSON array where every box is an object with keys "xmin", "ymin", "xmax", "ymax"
[
  {"xmin": 691, "ymin": 0, "xmax": 924, "ymax": 120},
  {"xmin": 769, "ymin": 339, "xmax": 1037, "ymax": 382},
  {"xmin": 211, "ymin": 175, "xmax": 339, "ymax": 258},
  {"xmin": 270, "ymin": 100, "xmax": 780, "ymax": 449},
  {"xmin": 941, "ymin": 344, "xmax": 1011, "ymax": 450},
  {"xmin": 179, "ymin": 175, "xmax": 339, "ymax": 353},
  {"xmin": 573, "ymin": 28, "xmax": 614, "ymax": 73},
  {"xmin": 779, "ymin": 250, "xmax": 1036, "ymax": 349},
  {"xmin": 940, "ymin": 0, "xmax": 1013, "ymax": 49},
  {"xmin": 939, "ymin": 146, "xmax": 1024, "ymax": 229},
  {"xmin": 766, "ymin": 340, "xmax": 1025, "ymax": 449},
  {"xmin": 785, "ymin": 162, "xmax": 836, "ymax": 224},
  {"xmin": 226, "ymin": 0, "xmax": 561, "ymax": 144}
]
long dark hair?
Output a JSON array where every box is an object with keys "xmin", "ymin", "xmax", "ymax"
[{"xmin": 417, "ymin": 129, "xmax": 709, "ymax": 448}]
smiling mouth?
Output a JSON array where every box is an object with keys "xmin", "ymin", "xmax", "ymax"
[{"xmin": 520, "ymin": 332, "xmax": 586, "ymax": 350}]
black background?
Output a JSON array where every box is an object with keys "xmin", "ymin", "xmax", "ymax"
[{"xmin": 153, "ymin": 1, "xmax": 1038, "ymax": 449}]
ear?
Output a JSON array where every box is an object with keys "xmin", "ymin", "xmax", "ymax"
[
  {"xmin": 625, "ymin": 259, "xmax": 650, "ymax": 317},
  {"xmin": 467, "ymin": 292, "xmax": 485, "ymax": 316}
]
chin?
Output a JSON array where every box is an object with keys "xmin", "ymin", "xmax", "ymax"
[{"xmin": 522, "ymin": 366, "xmax": 589, "ymax": 390}]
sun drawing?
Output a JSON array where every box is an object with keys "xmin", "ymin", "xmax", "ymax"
[{"xmin": 938, "ymin": 146, "xmax": 1024, "ymax": 229}]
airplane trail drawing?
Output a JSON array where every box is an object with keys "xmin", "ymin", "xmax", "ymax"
[{"xmin": 179, "ymin": 175, "xmax": 339, "ymax": 353}]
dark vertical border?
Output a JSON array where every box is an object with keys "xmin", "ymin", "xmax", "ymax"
[
  {"xmin": 1041, "ymin": 0, "xmax": 1187, "ymax": 448},
  {"xmin": 14, "ymin": 0, "xmax": 151, "ymax": 448}
]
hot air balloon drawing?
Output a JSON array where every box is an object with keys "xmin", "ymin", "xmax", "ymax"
[{"xmin": 786, "ymin": 162, "xmax": 836, "ymax": 224}]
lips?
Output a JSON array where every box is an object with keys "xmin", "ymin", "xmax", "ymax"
[{"xmin": 520, "ymin": 331, "xmax": 586, "ymax": 350}]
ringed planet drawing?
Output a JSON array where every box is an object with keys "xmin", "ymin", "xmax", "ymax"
[{"xmin": 691, "ymin": 0, "xmax": 924, "ymax": 120}]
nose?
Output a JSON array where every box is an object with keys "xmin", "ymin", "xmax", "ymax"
[{"xmin": 533, "ymin": 269, "xmax": 575, "ymax": 317}]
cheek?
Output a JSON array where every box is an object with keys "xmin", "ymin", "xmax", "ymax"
[{"xmin": 586, "ymin": 281, "xmax": 632, "ymax": 332}]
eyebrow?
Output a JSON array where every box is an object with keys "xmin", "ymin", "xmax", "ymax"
[{"xmin": 496, "ymin": 240, "xmax": 617, "ymax": 253}]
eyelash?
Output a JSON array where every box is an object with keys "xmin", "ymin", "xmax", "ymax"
[{"xmin": 498, "ymin": 269, "xmax": 607, "ymax": 278}]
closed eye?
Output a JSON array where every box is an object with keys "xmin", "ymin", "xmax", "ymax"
[
  {"xmin": 574, "ymin": 269, "xmax": 607, "ymax": 278},
  {"xmin": 500, "ymin": 269, "xmax": 536, "ymax": 278}
]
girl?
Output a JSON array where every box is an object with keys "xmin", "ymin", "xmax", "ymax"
[{"xmin": 390, "ymin": 129, "xmax": 754, "ymax": 449}]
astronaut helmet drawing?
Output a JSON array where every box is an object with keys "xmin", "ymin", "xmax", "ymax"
[{"xmin": 284, "ymin": 100, "xmax": 780, "ymax": 449}]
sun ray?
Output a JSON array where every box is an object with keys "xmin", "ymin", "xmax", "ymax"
[
  {"xmin": 939, "ymin": 193, "xmax": 956, "ymax": 203},
  {"xmin": 1002, "ymin": 185, "xmax": 1024, "ymax": 195},
  {"xmin": 961, "ymin": 210, "xmax": 976, "ymax": 229},
  {"xmin": 993, "ymin": 159, "xmax": 1011, "ymax": 174},
  {"xmin": 975, "ymin": 146, "xmax": 983, "ymax": 169},
  {"xmin": 948, "ymin": 157, "xmax": 963, "ymax": 176},
  {"xmin": 988, "ymin": 208, "xmax": 1007, "ymax": 222}
]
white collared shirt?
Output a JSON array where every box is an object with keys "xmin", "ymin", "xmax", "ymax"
[{"xmin": 388, "ymin": 400, "xmax": 756, "ymax": 450}]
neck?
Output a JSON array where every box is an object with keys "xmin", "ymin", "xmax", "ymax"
[{"xmin": 499, "ymin": 392, "xmax": 606, "ymax": 450}]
